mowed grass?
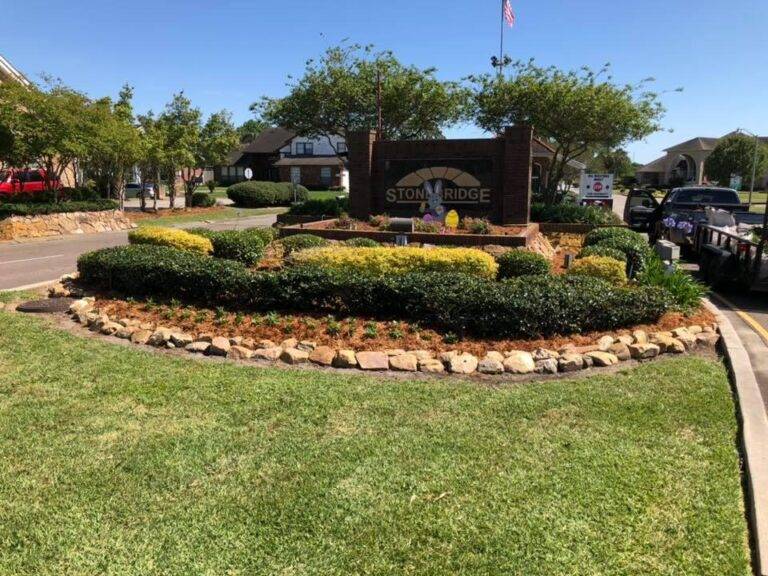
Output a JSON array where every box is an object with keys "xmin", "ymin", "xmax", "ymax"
[
  {"xmin": 134, "ymin": 206, "xmax": 286, "ymax": 228},
  {"xmin": 0, "ymin": 313, "xmax": 751, "ymax": 575}
]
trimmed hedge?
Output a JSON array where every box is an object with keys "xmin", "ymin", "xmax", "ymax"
[
  {"xmin": 583, "ymin": 227, "xmax": 654, "ymax": 273},
  {"xmin": 290, "ymin": 246, "xmax": 499, "ymax": 280},
  {"xmin": 568, "ymin": 256, "xmax": 627, "ymax": 285},
  {"xmin": 128, "ymin": 226, "xmax": 213, "ymax": 254},
  {"xmin": 583, "ymin": 226, "xmax": 638, "ymax": 246},
  {"xmin": 531, "ymin": 203, "xmax": 622, "ymax": 225},
  {"xmin": 0, "ymin": 200, "xmax": 118, "ymax": 219},
  {"xmin": 496, "ymin": 250, "xmax": 551, "ymax": 279},
  {"xmin": 185, "ymin": 227, "xmax": 266, "ymax": 266},
  {"xmin": 279, "ymin": 234, "xmax": 329, "ymax": 255},
  {"xmin": 226, "ymin": 181, "xmax": 309, "ymax": 207},
  {"xmin": 577, "ymin": 245, "xmax": 627, "ymax": 263},
  {"xmin": 191, "ymin": 191, "xmax": 216, "ymax": 208},
  {"xmin": 288, "ymin": 197, "xmax": 349, "ymax": 216},
  {"xmin": 78, "ymin": 245, "xmax": 671, "ymax": 339},
  {"xmin": 345, "ymin": 237, "xmax": 381, "ymax": 248}
]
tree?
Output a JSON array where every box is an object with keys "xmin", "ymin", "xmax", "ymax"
[
  {"xmin": 588, "ymin": 148, "xmax": 634, "ymax": 177},
  {"xmin": 82, "ymin": 84, "xmax": 141, "ymax": 209},
  {"xmin": 253, "ymin": 44, "xmax": 469, "ymax": 151},
  {"xmin": 136, "ymin": 112, "xmax": 165, "ymax": 212},
  {"xmin": 0, "ymin": 77, "xmax": 92, "ymax": 200},
  {"xmin": 237, "ymin": 119, "xmax": 269, "ymax": 143},
  {"xmin": 470, "ymin": 61, "xmax": 667, "ymax": 204},
  {"xmin": 705, "ymin": 134, "xmax": 768, "ymax": 189}
]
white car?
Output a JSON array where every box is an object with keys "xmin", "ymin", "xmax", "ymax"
[{"xmin": 124, "ymin": 183, "xmax": 155, "ymax": 199}]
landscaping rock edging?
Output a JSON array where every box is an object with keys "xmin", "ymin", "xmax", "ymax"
[
  {"xmin": 65, "ymin": 297, "xmax": 721, "ymax": 379},
  {"xmin": 0, "ymin": 210, "xmax": 136, "ymax": 241}
]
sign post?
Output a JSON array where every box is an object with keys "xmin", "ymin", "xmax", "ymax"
[{"xmin": 579, "ymin": 173, "xmax": 614, "ymax": 209}]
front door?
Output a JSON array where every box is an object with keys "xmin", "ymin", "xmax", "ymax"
[{"xmin": 624, "ymin": 189, "xmax": 659, "ymax": 231}]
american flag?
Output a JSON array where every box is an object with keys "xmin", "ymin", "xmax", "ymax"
[{"xmin": 503, "ymin": 0, "xmax": 515, "ymax": 27}]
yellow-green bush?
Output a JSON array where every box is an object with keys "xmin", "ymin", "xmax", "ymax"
[
  {"xmin": 567, "ymin": 255, "xmax": 627, "ymax": 285},
  {"xmin": 128, "ymin": 226, "xmax": 213, "ymax": 255},
  {"xmin": 291, "ymin": 246, "xmax": 499, "ymax": 279}
]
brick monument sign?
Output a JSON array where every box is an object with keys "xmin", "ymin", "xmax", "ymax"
[{"xmin": 347, "ymin": 126, "xmax": 534, "ymax": 225}]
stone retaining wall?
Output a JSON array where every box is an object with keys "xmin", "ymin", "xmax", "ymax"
[{"xmin": 0, "ymin": 210, "xmax": 136, "ymax": 241}]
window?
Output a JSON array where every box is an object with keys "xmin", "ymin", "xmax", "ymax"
[
  {"xmin": 236, "ymin": 167, "xmax": 244, "ymax": 177},
  {"xmin": 320, "ymin": 167, "xmax": 332, "ymax": 186},
  {"xmin": 335, "ymin": 141, "xmax": 347, "ymax": 154},
  {"xmin": 295, "ymin": 142, "xmax": 313, "ymax": 155},
  {"xmin": 671, "ymin": 188, "xmax": 740, "ymax": 205}
]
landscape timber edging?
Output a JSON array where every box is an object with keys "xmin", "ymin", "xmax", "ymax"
[
  {"xmin": 279, "ymin": 219, "xmax": 539, "ymax": 248},
  {"xmin": 703, "ymin": 298, "xmax": 768, "ymax": 576}
]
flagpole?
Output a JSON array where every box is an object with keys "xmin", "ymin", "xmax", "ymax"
[{"xmin": 498, "ymin": 0, "xmax": 504, "ymax": 77}]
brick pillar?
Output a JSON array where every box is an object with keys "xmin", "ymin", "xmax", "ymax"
[
  {"xmin": 501, "ymin": 125, "xmax": 533, "ymax": 225},
  {"xmin": 348, "ymin": 130, "xmax": 377, "ymax": 219}
]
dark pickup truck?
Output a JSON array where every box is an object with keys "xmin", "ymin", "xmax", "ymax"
[{"xmin": 624, "ymin": 187, "xmax": 763, "ymax": 245}]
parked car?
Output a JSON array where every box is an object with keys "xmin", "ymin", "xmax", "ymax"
[
  {"xmin": 124, "ymin": 182, "xmax": 155, "ymax": 199},
  {"xmin": 624, "ymin": 186, "xmax": 763, "ymax": 245},
  {"xmin": 0, "ymin": 168, "xmax": 60, "ymax": 196}
]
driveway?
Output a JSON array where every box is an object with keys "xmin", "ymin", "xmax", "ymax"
[{"xmin": 0, "ymin": 213, "xmax": 278, "ymax": 290}]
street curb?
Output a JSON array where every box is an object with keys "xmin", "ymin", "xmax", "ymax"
[
  {"xmin": 704, "ymin": 298, "xmax": 768, "ymax": 576},
  {"xmin": 3, "ymin": 274, "xmax": 74, "ymax": 293}
]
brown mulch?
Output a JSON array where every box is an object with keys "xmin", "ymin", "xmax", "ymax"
[
  {"xmin": 125, "ymin": 206, "xmax": 227, "ymax": 222},
  {"xmin": 92, "ymin": 297, "xmax": 715, "ymax": 357}
]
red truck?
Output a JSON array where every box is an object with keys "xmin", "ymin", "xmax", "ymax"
[{"xmin": 0, "ymin": 168, "xmax": 61, "ymax": 197}]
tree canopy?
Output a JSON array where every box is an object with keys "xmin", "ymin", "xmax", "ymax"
[
  {"xmin": 237, "ymin": 119, "xmax": 270, "ymax": 143},
  {"xmin": 252, "ymin": 44, "xmax": 470, "ymax": 150},
  {"xmin": 705, "ymin": 134, "xmax": 768, "ymax": 189},
  {"xmin": 469, "ymin": 61, "xmax": 668, "ymax": 203}
]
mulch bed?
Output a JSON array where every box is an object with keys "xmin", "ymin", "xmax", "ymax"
[{"xmin": 93, "ymin": 297, "xmax": 715, "ymax": 357}]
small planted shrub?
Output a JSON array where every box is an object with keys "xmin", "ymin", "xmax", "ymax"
[
  {"xmin": 460, "ymin": 217, "xmax": 491, "ymax": 235},
  {"xmin": 205, "ymin": 180, "xmax": 218, "ymax": 193},
  {"xmin": 496, "ymin": 250, "xmax": 551, "ymax": 279},
  {"xmin": 287, "ymin": 197, "xmax": 349, "ymax": 216},
  {"xmin": 345, "ymin": 237, "xmax": 381, "ymax": 248},
  {"xmin": 290, "ymin": 246, "xmax": 499, "ymax": 280},
  {"xmin": 279, "ymin": 234, "xmax": 329, "ymax": 255},
  {"xmin": 368, "ymin": 214, "xmax": 390, "ymax": 230},
  {"xmin": 191, "ymin": 191, "xmax": 216, "ymax": 208},
  {"xmin": 226, "ymin": 181, "xmax": 309, "ymax": 207},
  {"xmin": 568, "ymin": 255, "xmax": 627, "ymax": 285},
  {"xmin": 414, "ymin": 219, "xmax": 442, "ymax": 233},
  {"xmin": 577, "ymin": 245, "xmax": 627, "ymax": 263},
  {"xmin": 128, "ymin": 226, "xmax": 213, "ymax": 254},
  {"xmin": 583, "ymin": 226, "xmax": 639, "ymax": 247},
  {"xmin": 207, "ymin": 230, "xmax": 265, "ymax": 266},
  {"xmin": 637, "ymin": 255, "xmax": 707, "ymax": 312},
  {"xmin": 334, "ymin": 212, "xmax": 353, "ymax": 229},
  {"xmin": 593, "ymin": 234, "xmax": 654, "ymax": 273}
]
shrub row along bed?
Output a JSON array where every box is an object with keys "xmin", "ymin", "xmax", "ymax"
[
  {"xmin": 78, "ymin": 245, "xmax": 671, "ymax": 339},
  {"xmin": 0, "ymin": 199, "xmax": 119, "ymax": 219},
  {"xmin": 226, "ymin": 181, "xmax": 309, "ymax": 207},
  {"xmin": 290, "ymin": 246, "xmax": 499, "ymax": 279},
  {"xmin": 531, "ymin": 202, "xmax": 622, "ymax": 225}
]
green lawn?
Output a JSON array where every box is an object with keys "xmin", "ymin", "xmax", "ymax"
[
  {"xmin": 196, "ymin": 185, "xmax": 344, "ymax": 202},
  {"xmin": 134, "ymin": 206, "xmax": 286, "ymax": 228},
  {"xmin": 0, "ymin": 312, "xmax": 750, "ymax": 575}
]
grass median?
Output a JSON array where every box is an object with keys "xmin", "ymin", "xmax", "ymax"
[{"xmin": 0, "ymin": 312, "xmax": 751, "ymax": 575}]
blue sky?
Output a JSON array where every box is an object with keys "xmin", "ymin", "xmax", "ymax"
[{"xmin": 3, "ymin": 0, "xmax": 767, "ymax": 163}]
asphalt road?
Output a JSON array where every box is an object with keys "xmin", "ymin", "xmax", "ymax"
[{"xmin": 0, "ymin": 214, "xmax": 278, "ymax": 290}]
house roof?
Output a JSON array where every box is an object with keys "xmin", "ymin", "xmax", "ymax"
[
  {"xmin": 637, "ymin": 155, "xmax": 667, "ymax": 173},
  {"xmin": 241, "ymin": 127, "xmax": 296, "ymax": 154},
  {"xmin": 0, "ymin": 54, "xmax": 30, "ymax": 86},
  {"xmin": 664, "ymin": 137, "xmax": 720, "ymax": 153},
  {"xmin": 274, "ymin": 156, "xmax": 346, "ymax": 167}
]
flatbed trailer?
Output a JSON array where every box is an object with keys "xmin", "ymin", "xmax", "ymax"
[{"xmin": 694, "ymin": 222, "xmax": 768, "ymax": 291}]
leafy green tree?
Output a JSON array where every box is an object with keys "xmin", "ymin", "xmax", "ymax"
[
  {"xmin": 136, "ymin": 112, "xmax": 165, "ymax": 212},
  {"xmin": 0, "ymin": 77, "xmax": 92, "ymax": 200},
  {"xmin": 469, "ymin": 61, "xmax": 667, "ymax": 204},
  {"xmin": 705, "ymin": 134, "xmax": 768, "ymax": 189},
  {"xmin": 237, "ymin": 119, "xmax": 270, "ymax": 143},
  {"xmin": 253, "ymin": 44, "xmax": 469, "ymax": 150},
  {"xmin": 588, "ymin": 148, "xmax": 634, "ymax": 177}
]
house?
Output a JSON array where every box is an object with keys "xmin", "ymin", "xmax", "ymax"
[
  {"xmin": 637, "ymin": 132, "xmax": 768, "ymax": 188},
  {"xmin": 215, "ymin": 128, "xmax": 349, "ymax": 190},
  {"xmin": 273, "ymin": 134, "xmax": 348, "ymax": 190}
]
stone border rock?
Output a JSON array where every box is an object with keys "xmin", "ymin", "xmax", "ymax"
[
  {"xmin": 703, "ymin": 299, "xmax": 768, "ymax": 576},
  {"xmin": 63, "ymin": 296, "xmax": 721, "ymax": 379}
]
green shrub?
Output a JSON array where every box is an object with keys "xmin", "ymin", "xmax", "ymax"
[
  {"xmin": 185, "ymin": 227, "xmax": 266, "ymax": 265},
  {"xmin": 345, "ymin": 237, "xmax": 381, "ymax": 247},
  {"xmin": 637, "ymin": 255, "xmax": 707, "ymax": 312},
  {"xmin": 226, "ymin": 181, "xmax": 309, "ymax": 207},
  {"xmin": 460, "ymin": 217, "xmax": 492, "ymax": 234},
  {"xmin": 279, "ymin": 234, "xmax": 329, "ymax": 255},
  {"xmin": 0, "ymin": 200, "xmax": 118, "ymax": 219},
  {"xmin": 531, "ymin": 203, "xmax": 622, "ymax": 225},
  {"xmin": 128, "ymin": 226, "xmax": 213, "ymax": 254},
  {"xmin": 78, "ymin": 246, "xmax": 671, "ymax": 339},
  {"xmin": 497, "ymin": 250, "xmax": 551, "ymax": 279},
  {"xmin": 583, "ymin": 226, "xmax": 639, "ymax": 246},
  {"xmin": 204, "ymin": 180, "xmax": 218, "ymax": 193},
  {"xmin": 246, "ymin": 226, "xmax": 276, "ymax": 245},
  {"xmin": 568, "ymin": 256, "xmax": 627, "ymax": 285},
  {"xmin": 414, "ymin": 219, "xmax": 441, "ymax": 233},
  {"xmin": 593, "ymin": 234, "xmax": 654, "ymax": 273},
  {"xmin": 191, "ymin": 191, "xmax": 216, "ymax": 208},
  {"xmin": 288, "ymin": 197, "xmax": 349, "ymax": 216},
  {"xmin": 577, "ymin": 245, "xmax": 627, "ymax": 263}
]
